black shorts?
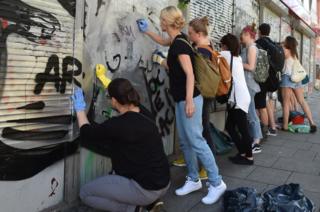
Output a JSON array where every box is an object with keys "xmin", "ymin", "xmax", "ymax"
[{"xmin": 254, "ymin": 90, "xmax": 267, "ymax": 109}]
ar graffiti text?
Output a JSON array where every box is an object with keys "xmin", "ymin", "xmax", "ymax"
[{"xmin": 34, "ymin": 54, "xmax": 82, "ymax": 94}]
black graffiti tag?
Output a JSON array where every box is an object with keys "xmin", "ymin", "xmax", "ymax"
[
  {"xmin": 49, "ymin": 178, "xmax": 59, "ymax": 197},
  {"xmin": 106, "ymin": 54, "xmax": 121, "ymax": 73},
  {"xmin": 34, "ymin": 55, "xmax": 82, "ymax": 94}
]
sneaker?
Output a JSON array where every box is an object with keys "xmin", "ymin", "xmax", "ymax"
[
  {"xmin": 201, "ymin": 181, "xmax": 227, "ymax": 205},
  {"xmin": 229, "ymin": 155, "xmax": 254, "ymax": 165},
  {"xmin": 175, "ymin": 177, "xmax": 202, "ymax": 196},
  {"xmin": 252, "ymin": 144, "xmax": 262, "ymax": 154},
  {"xmin": 266, "ymin": 128, "xmax": 277, "ymax": 136},
  {"xmin": 199, "ymin": 168, "xmax": 208, "ymax": 180},
  {"xmin": 172, "ymin": 156, "xmax": 186, "ymax": 167},
  {"xmin": 145, "ymin": 200, "xmax": 164, "ymax": 212}
]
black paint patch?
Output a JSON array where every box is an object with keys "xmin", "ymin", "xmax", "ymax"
[
  {"xmin": 16, "ymin": 101, "xmax": 45, "ymax": 110},
  {"xmin": 0, "ymin": 139, "xmax": 78, "ymax": 181},
  {"xmin": 6, "ymin": 115, "xmax": 73, "ymax": 125},
  {"xmin": 95, "ymin": 0, "xmax": 105, "ymax": 16},
  {"xmin": 2, "ymin": 127, "xmax": 68, "ymax": 140},
  {"xmin": 57, "ymin": 0, "xmax": 76, "ymax": 17},
  {"xmin": 0, "ymin": 0, "xmax": 61, "ymax": 99}
]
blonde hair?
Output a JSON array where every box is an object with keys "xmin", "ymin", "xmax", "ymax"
[
  {"xmin": 189, "ymin": 16, "xmax": 209, "ymax": 36},
  {"xmin": 160, "ymin": 6, "xmax": 185, "ymax": 30}
]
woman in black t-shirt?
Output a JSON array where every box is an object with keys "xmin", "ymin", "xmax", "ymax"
[
  {"xmin": 72, "ymin": 78, "xmax": 170, "ymax": 212},
  {"xmin": 137, "ymin": 6, "xmax": 226, "ymax": 205}
]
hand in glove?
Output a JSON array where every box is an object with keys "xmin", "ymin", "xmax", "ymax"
[
  {"xmin": 152, "ymin": 50, "xmax": 166, "ymax": 66},
  {"xmin": 96, "ymin": 64, "xmax": 111, "ymax": 88},
  {"xmin": 71, "ymin": 87, "xmax": 86, "ymax": 112},
  {"xmin": 136, "ymin": 19, "xmax": 149, "ymax": 33}
]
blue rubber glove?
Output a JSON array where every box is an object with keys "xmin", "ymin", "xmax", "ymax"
[
  {"xmin": 136, "ymin": 19, "xmax": 148, "ymax": 33},
  {"xmin": 152, "ymin": 50, "xmax": 166, "ymax": 65},
  {"xmin": 71, "ymin": 87, "xmax": 86, "ymax": 112}
]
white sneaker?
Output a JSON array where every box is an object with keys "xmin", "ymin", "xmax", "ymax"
[
  {"xmin": 175, "ymin": 177, "xmax": 202, "ymax": 196},
  {"xmin": 201, "ymin": 180, "xmax": 227, "ymax": 205}
]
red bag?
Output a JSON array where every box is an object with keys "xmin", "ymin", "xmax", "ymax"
[{"xmin": 291, "ymin": 115, "xmax": 304, "ymax": 125}]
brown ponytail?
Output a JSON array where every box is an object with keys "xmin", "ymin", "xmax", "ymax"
[
  {"xmin": 283, "ymin": 36, "xmax": 299, "ymax": 58},
  {"xmin": 189, "ymin": 16, "xmax": 209, "ymax": 36}
]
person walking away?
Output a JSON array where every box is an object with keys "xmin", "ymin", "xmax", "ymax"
[
  {"xmin": 137, "ymin": 6, "xmax": 226, "ymax": 205},
  {"xmin": 240, "ymin": 24, "xmax": 263, "ymax": 154},
  {"xmin": 220, "ymin": 33, "xmax": 253, "ymax": 165},
  {"xmin": 72, "ymin": 78, "xmax": 170, "ymax": 212},
  {"xmin": 280, "ymin": 36, "xmax": 317, "ymax": 133}
]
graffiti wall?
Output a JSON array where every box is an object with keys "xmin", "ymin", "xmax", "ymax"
[
  {"xmin": 233, "ymin": 0, "xmax": 259, "ymax": 36},
  {"xmin": 0, "ymin": 0, "xmax": 80, "ymax": 210},
  {"xmin": 79, "ymin": 0, "xmax": 176, "ymax": 184},
  {"xmin": 263, "ymin": 7, "xmax": 281, "ymax": 42}
]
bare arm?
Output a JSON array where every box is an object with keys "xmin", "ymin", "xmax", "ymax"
[
  {"xmin": 243, "ymin": 46, "xmax": 257, "ymax": 72},
  {"xmin": 178, "ymin": 55, "xmax": 194, "ymax": 101},
  {"xmin": 145, "ymin": 31, "xmax": 171, "ymax": 46},
  {"xmin": 76, "ymin": 111, "xmax": 89, "ymax": 128}
]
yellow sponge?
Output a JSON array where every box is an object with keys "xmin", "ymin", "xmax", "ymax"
[{"xmin": 96, "ymin": 64, "xmax": 111, "ymax": 88}]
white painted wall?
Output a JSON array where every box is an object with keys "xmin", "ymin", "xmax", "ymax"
[{"xmin": 0, "ymin": 161, "xmax": 64, "ymax": 212}]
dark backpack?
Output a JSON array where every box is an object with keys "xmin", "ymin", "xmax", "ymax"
[
  {"xmin": 256, "ymin": 37, "xmax": 285, "ymax": 92},
  {"xmin": 209, "ymin": 123, "xmax": 233, "ymax": 155}
]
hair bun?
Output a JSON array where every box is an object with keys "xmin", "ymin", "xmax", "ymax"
[
  {"xmin": 251, "ymin": 22, "xmax": 257, "ymax": 32},
  {"xmin": 174, "ymin": 16, "xmax": 185, "ymax": 29},
  {"xmin": 200, "ymin": 16, "xmax": 209, "ymax": 26}
]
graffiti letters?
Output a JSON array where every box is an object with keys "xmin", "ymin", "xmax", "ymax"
[
  {"xmin": 106, "ymin": 54, "xmax": 121, "ymax": 73},
  {"xmin": 34, "ymin": 55, "xmax": 82, "ymax": 94}
]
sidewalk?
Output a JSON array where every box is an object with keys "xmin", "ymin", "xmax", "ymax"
[
  {"xmin": 67, "ymin": 91, "xmax": 320, "ymax": 212},
  {"xmin": 162, "ymin": 91, "xmax": 320, "ymax": 212}
]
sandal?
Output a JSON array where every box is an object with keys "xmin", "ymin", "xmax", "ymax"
[{"xmin": 310, "ymin": 125, "xmax": 317, "ymax": 133}]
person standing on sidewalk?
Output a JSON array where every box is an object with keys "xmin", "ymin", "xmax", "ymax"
[
  {"xmin": 256, "ymin": 23, "xmax": 283, "ymax": 137},
  {"xmin": 137, "ymin": 6, "xmax": 226, "ymax": 205},
  {"xmin": 240, "ymin": 24, "xmax": 263, "ymax": 154},
  {"xmin": 73, "ymin": 79, "xmax": 170, "ymax": 212},
  {"xmin": 220, "ymin": 33, "xmax": 253, "ymax": 165},
  {"xmin": 280, "ymin": 36, "xmax": 317, "ymax": 133},
  {"xmin": 187, "ymin": 16, "xmax": 217, "ymax": 179}
]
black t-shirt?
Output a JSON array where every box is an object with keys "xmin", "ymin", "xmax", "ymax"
[
  {"xmin": 167, "ymin": 33, "xmax": 200, "ymax": 102},
  {"xmin": 80, "ymin": 107, "xmax": 170, "ymax": 190}
]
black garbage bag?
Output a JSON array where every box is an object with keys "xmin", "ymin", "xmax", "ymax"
[
  {"xmin": 223, "ymin": 187, "xmax": 264, "ymax": 212},
  {"xmin": 263, "ymin": 183, "xmax": 315, "ymax": 212}
]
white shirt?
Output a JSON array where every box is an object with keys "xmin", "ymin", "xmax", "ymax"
[
  {"xmin": 283, "ymin": 57, "xmax": 294, "ymax": 76},
  {"xmin": 220, "ymin": 51, "xmax": 251, "ymax": 113}
]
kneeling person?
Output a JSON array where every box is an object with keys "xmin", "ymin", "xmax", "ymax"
[{"xmin": 72, "ymin": 78, "xmax": 170, "ymax": 212}]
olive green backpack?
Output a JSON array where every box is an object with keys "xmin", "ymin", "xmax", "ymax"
[{"xmin": 177, "ymin": 38, "xmax": 221, "ymax": 98}]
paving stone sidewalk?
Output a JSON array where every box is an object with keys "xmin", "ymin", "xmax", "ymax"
[
  {"xmin": 162, "ymin": 91, "xmax": 320, "ymax": 212},
  {"xmin": 66, "ymin": 91, "xmax": 320, "ymax": 212}
]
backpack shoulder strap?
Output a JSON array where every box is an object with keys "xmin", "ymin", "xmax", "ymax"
[{"xmin": 176, "ymin": 38, "xmax": 196, "ymax": 53}]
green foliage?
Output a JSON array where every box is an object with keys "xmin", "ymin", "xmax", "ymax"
[{"xmin": 178, "ymin": 0, "xmax": 190, "ymax": 10}]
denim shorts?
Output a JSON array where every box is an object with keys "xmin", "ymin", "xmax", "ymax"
[{"xmin": 280, "ymin": 74, "xmax": 303, "ymax": 89}]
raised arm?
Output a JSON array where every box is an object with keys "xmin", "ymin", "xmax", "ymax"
[
  {"xmin": 243, "ymin": 46, "xmax": 257, "ymax": 72},
  {"xmin": 137, "ymin": 19, "xmax": 171, "ymax": 46}
]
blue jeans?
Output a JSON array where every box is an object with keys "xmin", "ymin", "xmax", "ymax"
[
  {"xmin": 175, "ymin": 95, "xmax": 222, "ymax": 186},
  {"xmin": 248, "ymin": 89, "xmax": 263, "ymax": 140}
]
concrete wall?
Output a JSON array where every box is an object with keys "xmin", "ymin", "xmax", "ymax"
[{"xmin": 79, "ymin": 0, "xmax": 177, "ymax": 185}]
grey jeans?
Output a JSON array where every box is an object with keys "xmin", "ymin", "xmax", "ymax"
[{"xmin": 80, "ymin": 174, "xmax": 170, "ymax": 212}]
